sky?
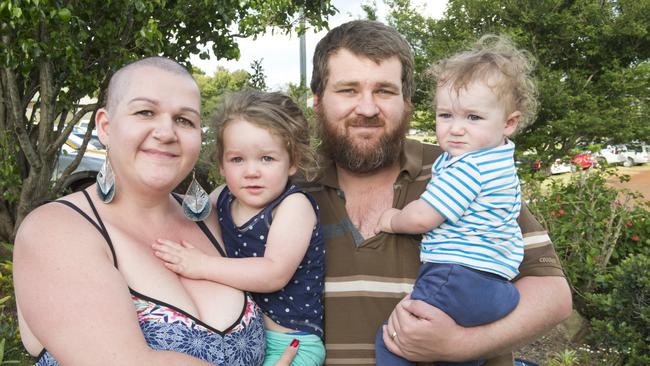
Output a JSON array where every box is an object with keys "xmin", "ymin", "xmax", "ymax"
[{"xmin": 190, "ymin": 0, "xmax": 448, "ymax": 90}]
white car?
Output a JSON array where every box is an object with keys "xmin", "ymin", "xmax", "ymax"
[
  {"xmin": 594, "ymin": 145, "xmax": 625, "ymax": 165},
  {"xmin": 549, "ymin": 159, "xmax": 576, "ymax": 175},
  {"xmin": 618, "ymin": 144, "xmax": 650, "ymax": 167}
]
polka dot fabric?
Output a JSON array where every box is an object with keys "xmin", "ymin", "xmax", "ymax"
[{"xmin": 218, "ymin": 183, "xmax": 325, "ymax": 338}]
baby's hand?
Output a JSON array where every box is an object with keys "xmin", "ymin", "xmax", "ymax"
[
  {"xmin": 153, "ymin": 239, "xmax": 207, "ymax": 279},
  {"xmin": 375, "ymin": 208, "xmax": 400, "ymax": 234}
]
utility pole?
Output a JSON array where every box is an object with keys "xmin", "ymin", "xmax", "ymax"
[{"xmin": 299, "ymin": 9, "xmax": 307, "ymax": 88}]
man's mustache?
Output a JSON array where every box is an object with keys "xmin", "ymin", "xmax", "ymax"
[{"xmin": 346, "ymin": 116, "xmax": 384, "ymax": 128}]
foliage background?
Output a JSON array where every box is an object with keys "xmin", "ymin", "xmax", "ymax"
[
  {"xmin": 0, "ymin": 0, "xmax": 335, "ymax": 243},
  {"xmin": 381, "ymin": 0, "xmax": 649, "ymax": 163},
  {"xmin": 523, "ymin": 167, "xmax": 650, "ymax": 365}
]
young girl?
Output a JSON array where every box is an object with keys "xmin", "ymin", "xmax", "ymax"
[{"xmin": 153, "ymin": 89, "xmax": 325, "ymax": 365}]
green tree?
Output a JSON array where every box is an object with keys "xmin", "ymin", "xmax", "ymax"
[
  {"xmin": 195, "ymin": 66, "xmax": 252, "ymax": 122},
  {"xmin": 0, "ymin": 0, "xmax": 335, "ymax": 242},
  {"xmin": 360, "ymin": 0, "xmax": 379, "ymax": 21},
  {"xmin": 248, "ymin": 59, "xmax": 268, "ymax": 91},
  {"xmin": 384, "ymin": 0, "xmax": 650, "ymax": 161}
]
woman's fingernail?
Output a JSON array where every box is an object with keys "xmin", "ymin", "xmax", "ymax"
[{"xmin": 290, "ymin": 339, "xmax": 299, "ymax": 348}]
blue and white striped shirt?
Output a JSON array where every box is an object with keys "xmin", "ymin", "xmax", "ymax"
[{"xmin": 419, "ymin": 139, "xmax": 523, "ymax": 279}]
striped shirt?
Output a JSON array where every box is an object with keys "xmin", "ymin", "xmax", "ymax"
[{"xmin": 420, "ymin": 139, "xmax": 523, "ymax": 279}]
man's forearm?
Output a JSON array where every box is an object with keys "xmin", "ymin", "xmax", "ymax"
[{"xmin": 383, "ymin": 275, "xmax": 572, "ymax": 362}]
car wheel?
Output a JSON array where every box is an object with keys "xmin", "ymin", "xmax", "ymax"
[
  {"xmin": 67, "ymin": 178, "xmax": 96, "ymax": 192},
  {"xmin": 623, "ymin": 157, "xmax": 634, "ymax": 167}
]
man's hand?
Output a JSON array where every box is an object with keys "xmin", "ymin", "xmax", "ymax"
[
  {"xmin": 383, "ymin": 295, "xmax": 469, "ymax": 362},
  {"xmin": 383, "ymin": 276, "xmax": 573, "ymax": 362},
  {"xmin": 152, "ymin": 239, "xmax": 209, "ymax": 279}
]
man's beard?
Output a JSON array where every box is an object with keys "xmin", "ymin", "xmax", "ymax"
[{"xmin": 317, "ymin": 107, "xmax": 411, "ymax": 174}]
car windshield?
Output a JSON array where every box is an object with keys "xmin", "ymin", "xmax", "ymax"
[{"xmin": 627, "ymin": 143, "xmax": 648, "ymax": 152}]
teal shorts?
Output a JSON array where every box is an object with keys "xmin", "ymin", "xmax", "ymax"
[{"xmin": 262, "ymin": 330, "xmax": 325, "ymax": 366}]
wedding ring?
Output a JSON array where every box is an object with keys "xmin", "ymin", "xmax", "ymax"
[{"xmin": 391, "ymin": 330, "xmax": 397, "ymax": 339}]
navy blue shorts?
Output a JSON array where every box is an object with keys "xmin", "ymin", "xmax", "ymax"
[{"xmin": 411, "ymin": 262, "xmax": 519, "ymax": 326}]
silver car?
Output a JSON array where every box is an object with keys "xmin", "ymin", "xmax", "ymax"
[{"xmin": 54, "ymin": 133, "xmax": 106, "ymax": 191}]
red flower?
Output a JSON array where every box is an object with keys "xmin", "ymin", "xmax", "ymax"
[
  {"xmin": 593, "ymin": 255, "xmax": 602, "ymax": 263},
  {"xmin": 631, "ymin": 235, "xmax": 640, "ymax": 242},
  {"xmin": 558, "ymin": 209, "xmax": 565, "ymax": 216},
  {"xmin": 625, "ymin": 222, "xmax": 633, "ymax": 228},
  {"xmin": 550, "ymin": 210, "xmax": 556, "ymax": 216}
]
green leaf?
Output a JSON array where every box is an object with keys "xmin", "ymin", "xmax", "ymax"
[
  {"xmin": 0, "ymin": 295, "xmax": 10, "ymax": 305},
  {"xmin": 0, "ymin": 337, "xmax": 5, "ymax": 363},
  {"xmin": 58, "ymin": 8, "xmax": 71, "ymax": 21},
  {"xmin": 11, "ymin": 6, "xmax": 21, "ymax": 18}
]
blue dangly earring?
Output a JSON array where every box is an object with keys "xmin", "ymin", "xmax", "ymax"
[
  {"xmin": 96, "ymin": 150, "xmax": 116, "ymax": 203},
  {"xmin": 182, "ymin": 171, "xmax": 211, "ymax": 221}
]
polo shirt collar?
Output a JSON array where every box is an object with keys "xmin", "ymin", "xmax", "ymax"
[{"xmin": 401, "ymin": 138, "xmax": 424, "ymax": 180}]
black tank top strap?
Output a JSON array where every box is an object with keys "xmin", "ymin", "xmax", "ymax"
[
  {"xmin": 81, "ymin": 190, "xmax": 111, "ymax": 239},
  {"xmin": 171, "ymin": 192, "xmax": 226, "ymax": 257},
  {"xmin": 52, "ymin": 190, "xmax": 118, "ymax": 268}
]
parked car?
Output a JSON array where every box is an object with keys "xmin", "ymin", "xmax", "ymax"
[
  {"xmin": 72, "ymin": 127, "xmax": 105, "ymax": 150},
  {"xmin": 550, "ymin": 158, "xmax": 576, "ymax": 175},
  {"xmin": 54, "ymin": 134, "xmax": 106, "ymax": 191},
  {"xmin": 618, "ymin": 143, "xmax": 650, "ymax": 167},
  {"xmin": 594, "ymin": 145, "xmax": 625, "ymax": 166},
  {"xmin": 571, "ymin": 153, "xmax": 597, "ymax": 169}
]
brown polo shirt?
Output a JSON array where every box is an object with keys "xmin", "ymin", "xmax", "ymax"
[{"xmin": 301, "ymin": 139, "xmax": 565, "ymax": 365}]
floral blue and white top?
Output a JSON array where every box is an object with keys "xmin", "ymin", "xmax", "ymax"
[{"xmin": 37, "ymin": 291, "xmax": 265, "ymax": 366}]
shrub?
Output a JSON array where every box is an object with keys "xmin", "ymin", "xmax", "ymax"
[
  {"xmin": 523, "ymin": 167, "xmax": 650, "ymax": 362},
  {"xmin": 586, "ymin": 254, "xmax": 650, "ymax": 365},
  {"xmin": 524, "ymin": 168, "xmax": 650, "ymax": 308}
]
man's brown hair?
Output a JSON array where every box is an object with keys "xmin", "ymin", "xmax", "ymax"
[{"xmin": 310, "ymin": 20, "xmax": 414, "ymax": 101}]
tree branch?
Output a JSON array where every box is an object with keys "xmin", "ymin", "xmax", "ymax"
[
  {"xmin": 50, "ymin": 105, "xmax": 100, "ymax": 194},
  {"xmin": 21, "ymin": 73, "xmax": 39, "ymax": 111},
  {"xmin": 2, "ymin": 66, "xmax": 41, "ymax": 170},
  {"xmin": 50, "ymin": 103, "xmax": 98, "ymax": 155},
  {"xmin": 38, "ymin": 60, "xmax": 56, "ymax": 154},
  {"xmin": 0, "ymin": 75, "xmax": 6, "ymax": 133},
  {"xmin": 37, "ymin": 20, "xmax": 56, "ymax": 155}
]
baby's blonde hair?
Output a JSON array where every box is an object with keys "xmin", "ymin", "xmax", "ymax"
[{"xmin": 428, "ymin": 34, "xmax": 539, "ymax": 134}]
